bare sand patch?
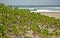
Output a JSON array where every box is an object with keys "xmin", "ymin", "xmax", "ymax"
[{"xmin": 40, "ymin": 12, "xmax": 60, "ymax": 19}]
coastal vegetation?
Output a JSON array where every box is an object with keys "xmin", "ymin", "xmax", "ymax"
[{"xmin": 0, "ymin": 3, "xmax": 60, "ymax": 38}]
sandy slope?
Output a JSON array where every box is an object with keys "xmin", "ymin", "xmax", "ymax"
[{"xmin": 40, "ymin": 12, "xmax": 60, "ymax": 19}]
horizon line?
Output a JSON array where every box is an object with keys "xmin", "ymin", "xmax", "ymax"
[{"xmin": 8, "ymin": 5, "xmax": 60, "ymax": 7}]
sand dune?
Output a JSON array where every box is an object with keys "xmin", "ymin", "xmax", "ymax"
[{"xmin": 40, "ymin": 12, "xmax": 60, "ymax": 19}]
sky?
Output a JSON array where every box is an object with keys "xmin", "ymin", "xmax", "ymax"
[{"xmin": 0, "ymin": 0, "xmax": 60, "ymax": 5}]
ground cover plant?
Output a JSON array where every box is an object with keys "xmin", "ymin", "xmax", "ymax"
[{"xmin": 0, "ymin": 3, "xmax": 60, "ymax": 38}]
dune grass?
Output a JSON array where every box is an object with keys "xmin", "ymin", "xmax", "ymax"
[{"xmin": 0, "ymin": 3, "xmax": 60, "ymax": 38}]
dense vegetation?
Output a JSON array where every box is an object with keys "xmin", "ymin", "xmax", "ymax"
[{"xmin": 0, "ymin": 3, "xmax": 60, "ymax": 38}]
